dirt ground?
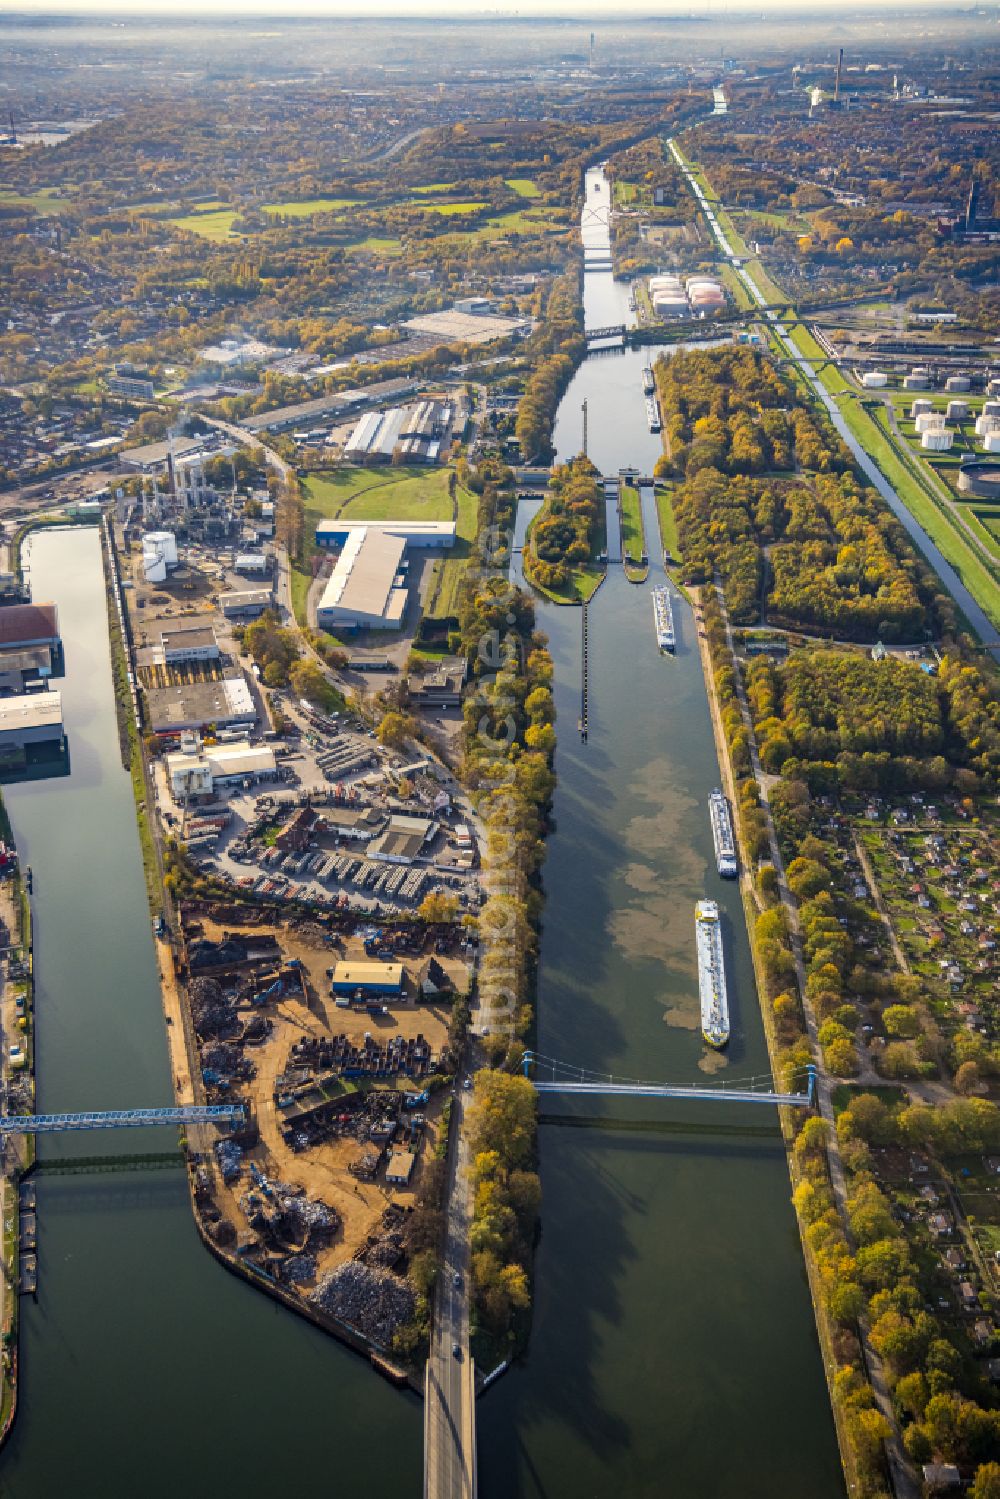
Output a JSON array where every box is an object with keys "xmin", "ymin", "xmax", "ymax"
[{"xmin": 185, "ymin": 915, "xmax": 467, "ymax": 1276}]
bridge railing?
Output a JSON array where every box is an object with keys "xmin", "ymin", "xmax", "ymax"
[
  {"xmin": 522, "ymin": 1053, "xmax": 816, "ymax": 1108},
  {"xmin": 0, "ymin": 1105, "xmax": 245, "ymax": 1135}
]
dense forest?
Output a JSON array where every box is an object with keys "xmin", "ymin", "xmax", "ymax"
[
  {"xmin": 747, "ymin": 649, "xmax": 1000, "ymax": 791},
  {"xmin": 664, "ymin": 348, "xmax": 937, "ymax": 641},
  {"xmin": 522, "ymin": 456, "xmax": 601, "ymax": 594}
]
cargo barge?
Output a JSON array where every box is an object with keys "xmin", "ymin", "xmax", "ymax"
[
  {"xmin": 696, "ymin": 898, "xmax": 730, "ymax": 1048},
  {"xmin": 651, "ymin": 586, "xmax": 674, "ymax": 652},
  {"xmin": 709, "ymin": 788, "xmax": 738, "ymax": 878},
  {"xmin": 645, "ymin": 395, "xmax": 662, "ymax": 433}
]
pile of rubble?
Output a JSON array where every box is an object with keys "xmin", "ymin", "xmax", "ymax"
[
  {"xmin": 190, "ymin": 976, "xmax": 238, "ymax": 1039},
  {"xmin": 215, "ymin": 1138, "xmax": 243, "ymax": 1183},
  {"xmin": 284, "ymin": 1252, "xmax": 318, "ymax": 1285},
  {"xmin": 312, "ymin": 1262, "xmax": 415, "ymax": 1346}
]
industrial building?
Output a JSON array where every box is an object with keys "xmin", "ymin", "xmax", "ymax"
[
  {"xmin": 326, "ymin": 805, "xmax": 385, "ymax": 841},
  {"xmin": 240, "ymin": 378, "xmax": 418, "ymax": 435},
  {"xmin": 0, "ymin": 647, "xmax": 56, "ymax": 695},
  {"xmin": 316, "ymin": 529, "xmax": 408, "ymax": 632},
  {"xmin": 0, "ymin": 602, "xmax": 61, "ymax": 653},
  {"xmin": 145, "ymin": 675, "xmax": 256, "ymax": 735},
  {"xmin": 234, "ymin": 552, "xmax": 272, "ymax": 577},
  {"xmin": 219, "ymin": 588, "xmax": 273, "ymax": 620},
  {"xmin": 341, "ymin": 399, "xmax": 455, "ymax": 466},
  {"xmin": 331, "ymin": 960, "xmax": 405, "ymax": 997},
  {"xmin": 314, "ymin": 519, "xmax": 456, "ymax": 632},
  {"xmin": 368, "ymin": 813, "xmax": 436, "ymax": 864},
  {"xmin": 0, "ymin": 690, "xmax": 64, "ymax": 751},
  {"xmin": 0, "ymin": 600, "xmax": 60, "ymax": 694},
  {"xmin": 315, "ymin": 520, "xmax": 456, "ymax": 551},
  {"xmin": 407, "ymin": 656, "xmax": 467, "ymax": 709},
  {"xmin": 402, "ymin": 306, "xmax": 531, "ymax": 346},
  {"xmin": 166, "ymin": 737, "xmax": 277, "ymax": 801},
  {"xmin": 344, "ymin": 407, "xmax": 409, "ymax": 465},
  {"xmin": 160, "ymin": 627, "xmax": 220, "ymax": 666}
]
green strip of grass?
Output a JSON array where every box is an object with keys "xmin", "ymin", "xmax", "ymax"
[
  {"xmin": 655, "ymin": 485, "xmax": 682, "ymax": 562},
  {"xmin": 620, "ymin": 483, "xmax": 645, "ymax": 561}
]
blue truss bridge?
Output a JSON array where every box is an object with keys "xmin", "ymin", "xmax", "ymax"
[
  {"xmin": 522, "ymin": 1052, "xmax": 816, "ymax": 1108},
  {"xmin": 0, "ymin": 1105, "xmax": 244, "ymax": 1136}
]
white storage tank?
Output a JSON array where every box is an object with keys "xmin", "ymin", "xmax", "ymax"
[
  {"xmin": 914, "ymin": 411, "xmax": 945, "ymax": 434},
  {"xmin": 975, "ymin": 414, "xmax": 1000, "ymax": 437},
  {"xmin": 922, "ymin": 429, "xmax": 954, "ymax": 451},
  {"xmin": 946, "ymin": 401, "xmax": 970, "ymax": 420},
  {"xmin": 903, "ymin": 375, "xmax": 929, "ymax": 391},
  {"xmin": 945, "ymin": 375, "xmax": 971, "ymax": 392},
  {"xmin": 143, "ymin": 547, "xmax": 167, "ymax": 584},
  {"xmin": 145, "ymin": 530, "xmax": 178, "ymax": 566},
  {"xmin": 983, "ymin": 432, "xmax": 1000, "ymax": 454},
  {"xmin": 652, "ymin": 292, "xmax": 690, "ymax": 317},
  {"xmin": 988, "ymin": 378, "xmax": 1000, "ymax": 396},
  {"xmin": 911, "ymin": 365, "xmax": 931, "ymax": 380},
  {"xmin": 861, "ymin": 371, "xmax": 888, "ymax": 388},
  {"xmin": 910, "ymin": 399, "xmax": 933, "ymax": 418},
  {"xmin": 984, "ymin": 400, "xmax": 1000, "ymax": 419}
]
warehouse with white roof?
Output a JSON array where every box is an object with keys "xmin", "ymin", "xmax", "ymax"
[{"xmin": 316, "ymin": 528, "xmax": 410, "ymax": 632}]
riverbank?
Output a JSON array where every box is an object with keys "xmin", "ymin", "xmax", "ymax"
[
  {"xmin": 691, "ymin": 588, "xmax": 861, "ymax": 1493},
  {"xmin": 0, "ymin": 855, "xmax": 33, "ymax": 1451}
]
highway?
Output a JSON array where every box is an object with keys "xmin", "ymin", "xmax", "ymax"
[{"xmin": 424, "ymin": 1083, "xmax": 476, "ymax": 1499}]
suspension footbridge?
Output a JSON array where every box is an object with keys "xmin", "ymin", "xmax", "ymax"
[{"xmin": 522, "ymin": 1052, "xmax": 816, "ymax": 1108}]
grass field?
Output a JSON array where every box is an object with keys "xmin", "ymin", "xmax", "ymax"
[
  {"xmin": 167, "ymin": 208, "xmax": 240, "ymax": 240},
  {"xmin": 345, "ymin": 236, "xmax": 403, "ymax": 256},
  {"xmin": 620, "ymin": 483, "xmax": 645, "ymax": 561},
  {"xmin": 408, "ymin": 199, "xmax": 487, "ymax": 215},
  {"xmin": 424, "ymin": 484, "xmax": 479, "ymax": 621},
  {"xmin": 655, "ymin": 485, "xmax": 681, "ymax": 561},
  {"xmin": 263, "ymin": 197, "xmax": 361, "ymax": 217},
  {"xmin": 0, "ymin": 188, "xmax": 71, "ymax": 213},
  {"xmin": 505, "ymin": 178, "xmax": 540, "ymax": 198},
  {"xmin": 411, "ymin": 183, "xmax": 456, "ymax": 194},
  {"xmin": 434, "ymin": 206, "xmax": 563, "ymax": 245},
  {"xmin": 293, "ymin": 467, "xmax": 468, "ymax": 626}
]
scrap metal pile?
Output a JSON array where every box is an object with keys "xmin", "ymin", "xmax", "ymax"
[{"xmin": 312, "ymin": 1261, "xmax": 415, "ymax": 1346}]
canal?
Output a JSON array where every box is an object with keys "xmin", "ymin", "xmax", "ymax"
[
  {"xmin": 477, "ymin": 167, "xmax": 844, "ymax": 1497},
  {"xmin": 1, "ymin": 526, "xmax": 418, "ymax": 1497}
]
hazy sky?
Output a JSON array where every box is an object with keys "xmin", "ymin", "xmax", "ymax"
[{"xmin": 0, "ymin": 0, "xmax": 963, "ymax": 12}]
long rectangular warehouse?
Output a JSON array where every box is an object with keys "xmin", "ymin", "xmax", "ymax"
[
  {"xmin": 0, "ymin": 690, "xmax": 64, "ymax": 749},
  {"xmin": 316, "ymin": 528, "xmax": 409, "ymax": 631},
  {"xmin": 316, "ymin": 520, "xmax": 456, "ymax": 550}
]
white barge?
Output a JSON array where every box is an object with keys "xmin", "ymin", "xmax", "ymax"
[
  {"xmin": 696, "ymin": 899, "xmax": 730, "ymax": 1048},
  {"xmin": 651, "ymin": 586, "xmax": 674, "ymax": 652},
  {"xmin": 645, "ymin": 394, "xmax": 662, "ymax": 432},
  {"xmin": 709, "ymin": 788, "xmax": 738, "ymax": 878}
]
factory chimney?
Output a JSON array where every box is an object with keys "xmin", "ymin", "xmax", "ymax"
[{"xmin": 834, "ymin": 48, "xmax": 844, "ymax": 104}]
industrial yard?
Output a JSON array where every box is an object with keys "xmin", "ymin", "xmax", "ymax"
[{"xmin": 178, "ymin": 907, "xmax": 466, "ymax": 1299}]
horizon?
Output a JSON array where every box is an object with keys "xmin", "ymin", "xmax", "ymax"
[{"xmin": 0, "ymin": 0, "xmax": 989, "ymax": 14}]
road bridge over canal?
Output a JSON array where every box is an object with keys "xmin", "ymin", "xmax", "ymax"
[{"xmin": 424, "ymin": 1057, "xmax": 815, "ymax": 1499}]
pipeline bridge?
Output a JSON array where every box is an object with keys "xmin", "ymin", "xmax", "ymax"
[
  {"xmin": 522, "ymin": 1052, "xmax": 817, "ymax": 1108},
  {"xmin": 0, "ymin": 1105, "xmax": 244, "ymax": 1136}
]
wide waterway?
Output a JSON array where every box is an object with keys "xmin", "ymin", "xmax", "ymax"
[
  {"xmin": 477, "ymin": 167, "xmax": 844, "ymax": 1497},
  {"xmin": 1, "ymin": 527, "xmax": 418, "ymax": 1496}
]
